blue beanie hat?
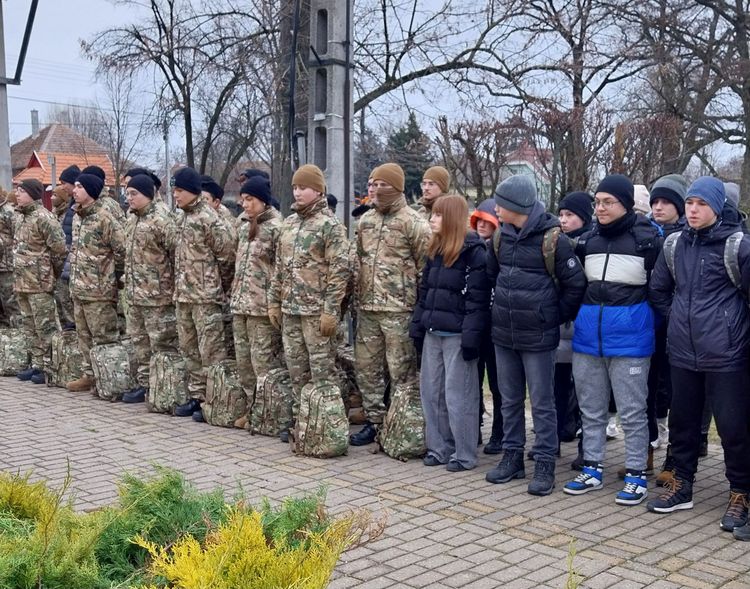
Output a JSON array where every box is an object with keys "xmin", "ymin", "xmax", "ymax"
[
  {"xmin": 240, "ymin": 176, "xmax": 273, "ymax": 206},
  {"xmin": 76, "ymin": 173, "xmax": 104, "ymax": 199},
  {"xmin": 596, "ymin": 174, "xmax": 634, "ymax": 211},
  {"xmin": 172, "ymin": 167, "xmax": 202, "ymax": 195},
  {"xmin": 687, "ymin": 176, "xmax": 726, "ymax": 216},
  {"xmin": 200, "ymin": 175, "xmax": 224, "ymax": 201},
  {"xmin": 127, "ymin": 174, "xmax": 155, "ymax": 199}
]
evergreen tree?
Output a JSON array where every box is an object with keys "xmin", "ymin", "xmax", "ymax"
[
  {"xmin": 386, "ymin": 112, "xmax": 435, "ymax": 202},
  {"xmin": 353, "ymin": 125, "xmax": 386, "ymax": 197}
]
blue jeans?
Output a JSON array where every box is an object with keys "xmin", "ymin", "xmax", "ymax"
[{"xmin": 495, "ymin": 346, "xmax": 558, "ymax": 461}]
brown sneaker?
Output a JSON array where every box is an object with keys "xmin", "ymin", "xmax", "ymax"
[
  {"xmin": 67, "ymin": 375, "xmax": 95, "ymax": 392},
  {"xmin": 234, "ymin": 414, "xmax": 248, "ymax": 430}
]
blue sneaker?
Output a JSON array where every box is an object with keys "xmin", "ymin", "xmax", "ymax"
[
  {"xmin": 564, "ymin": 463, "xmax": 603, "ymax": 495},
  {"xmin": 616, "ymin": 471, "xmax": 648, "ymax": 506}
]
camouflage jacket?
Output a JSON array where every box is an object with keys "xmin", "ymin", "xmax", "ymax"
[
  {"xmin": 13, "ymin": 201, "xmax": 67, "ymax": 293},
  {"xmin": 99, "ymin": 194, "xmax": 126, "ymax": 224},
  {"xmin": 173, "ymin": 196, "xmax": 236, "ymax": 304},
  {"xmin": 357, "ymin": 197, "xmax": 431, "ymax": 312},
  {"xmin": 69, "ymin": 200, "xmax": 126, "ymax": 302},
  {"xmin": 124, "ymin": 201, "xmax": 176, "ymax": 306},
  {"xmin": 0, "ymin": 197, "xmax": 18, "ymax": 272},
  {"xmin": 269, "ymin": 197, "xmax": 350, "ymax": 316},
  {"xmin": 230, "ymin": 207, "xmax": 282, "ymax": 316}
]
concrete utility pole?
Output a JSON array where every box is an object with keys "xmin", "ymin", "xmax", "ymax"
[
  {"xmin": 0, "ymin": 5, "xmax": 12, "ymax": 189},
  {"xmin": 307, "ymin": 0, "xmax": 353, "ymax": 231}
]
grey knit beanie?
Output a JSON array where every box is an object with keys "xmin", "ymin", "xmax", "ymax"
[
  {"xmin": 650, "ymin": 173, "xmax": 688, "ymax": 216},
  {"xmin": 724, "ymin": 182, "xmax": 740, "ymax": 208},
  {"xmin": 493, "ymin": 175, "xmax": 537, "ymax": 214}
]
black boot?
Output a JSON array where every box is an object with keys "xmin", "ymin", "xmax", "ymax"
[
  {"xmin": 122, "ymin": 387, "xmax": 147, "ymax": 403},
  {"xmin": 174, "ymin": 399, "xmax": 201, "ymax": 417},
  {"xmin": 486, "ymin": 449, "xmax": 525, "ymax": 484},
  {"xmin": 528, "ymin": 459, "xmax": 556, "ymax": 496},
  {"xmin": 17, "ymin": 367, "xmax": 36, "ymax": 381},
  {"xmin": 350, "ymin": 421, "xmax": 378, "ymax": 446}
]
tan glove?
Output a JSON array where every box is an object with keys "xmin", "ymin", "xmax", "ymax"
[
  {"xmin": 319, "ymin": 312, "xmax": 338, "ymax": 337},
  {"xmin": 268, "ymin": 306, "xmax": 282, "ymax": 331}
]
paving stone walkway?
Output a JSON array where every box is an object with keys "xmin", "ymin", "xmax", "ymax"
[{"xmin": 1, "ymin": 377, "xmax": 749, "ymax": 588}]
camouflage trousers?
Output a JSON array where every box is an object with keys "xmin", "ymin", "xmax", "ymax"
[
  {"xmin": 17, "ymin": 292, "xmax": 59, "ymax": 371},
  {"xmin": 176, "ymin": 302, "xmax": 226, "ymax": 402},
  {"xmin": 127, "ymin": 304, "xmax": 179, "ymax": 388},
  {"xmin": 233, "ymin": 314, "xmax": 284, "ymax": 402},
  {"xmin": 282, "ymin": 313, "xmax": 337, "ymax": 419},
  {"xmin": 53, "ymin": 277, "xmax": 75, "ymax": 327},
  {"xmin": 355, "ymin": 311, "xmax": 418, "ymax": 424},
  {"xmin": 0, "ymin": 271, "xmax": 21, "ymax": 328},
  {"xmin": 73, "ymin": 299, "xmax": 119, "ymax": 377}
]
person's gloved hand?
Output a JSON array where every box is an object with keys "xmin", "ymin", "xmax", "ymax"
[
  {"xmin": 268, "ymin": 306, "xmax": 282, "ymax": 330},
  {"xmin": 319, "ymin": 312, "xmax": 338, "ymax": 337},
  {"xmin": 462, "ymin": 346, "xmax": 479, "ymax": 361}
]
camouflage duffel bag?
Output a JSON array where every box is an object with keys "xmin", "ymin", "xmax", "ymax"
[
  {"xmin": 90, "ymin": 339, "xmax": 137, "ymax": 402},
  {"xmin": 250, "ymin": 367, "xmax": 294, "ymax": 437},
  {"xmin": 293, "ymin": 379, "xmax": 348, "ymax": 458},
  {"xmin": 147, "ymin": 352, "xmax": 189, "ymax": 414},
  {"xmin": 379, "ymin": 383, "xmax": 425, "ymax": 461},
  {"xmin": 0, "ymin": 328, "xmax": 30, "ymax": 376},
  {"xmin": 46, "ymin": 330, "xmax": 83, "ymax": 388},
  {"xmin": 204, "ymin": 359, "xmax": 246, "ymax": 427}
]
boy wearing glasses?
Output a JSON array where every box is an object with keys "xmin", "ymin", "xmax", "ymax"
[{"xmin": 564, "ymin": 174, "xmax": 661, "ymax": 506}]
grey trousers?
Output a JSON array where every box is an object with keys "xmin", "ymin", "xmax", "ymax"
[
  {"xmin": 573, "ymin": 353, "xmax": 651, "ymax": 470},
  {"xmin": 420, "ymin": 332, "xmax": 480, "ymax": 469}
]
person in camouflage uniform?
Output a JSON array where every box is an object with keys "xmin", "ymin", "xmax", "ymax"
[
  {"xmin": 51, "ymin": 181, "xmax": 76, "ymax": 329},
  {"xmin": 13, "ymin": 179, "xmax": 67, "ymax": 384},
  {"xmin": 171, "ymin": 167, "xmax": 236, "ymax": 422},
  {"xmin": 414, "ymin": 166, "xmax": 450, "ymax": 221},
  {"xmin": 80, "ymin": 165, "xmax": 126, "ymax": 224},
  {"xmin": 123, "ymin": 167, "xmax": 170, "ymax": 215},
  {"xmin": 230, "ymin": 175, "xmax": 286, "ymax": 432},
  {"xmin": 350, "ymin": 163, "xmax": 431, "ymax": 446},
  {"xmin": 67, "ymin": 173, "xmax": 126, "ymax": 392},
  {"xmin": 268, "ymin": 164, "xmax": 350, "ymax": 427},
  {"xmin": 121, "ymin": 174, "xmax": 179, "ymax": 403},
  {"xmin": 0, "ymin": 187, "xmax": 20, "ymax": 328}
]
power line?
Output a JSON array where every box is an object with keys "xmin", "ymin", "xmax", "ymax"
[{"xmin": 8, "ymin": 94, "xmax": 149, "ymax": 118}]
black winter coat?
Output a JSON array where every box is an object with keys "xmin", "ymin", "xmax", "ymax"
[
  {"xmin": 650, "ymin": 218, "xmax": 750, "ymax": 372},
  {"xmin": 487, "ymin": 201, "xmax": 586, "ymax": 352},
  {"xmin": 410, "ymin": 231, "xmax": 491, "ymax": 351}
]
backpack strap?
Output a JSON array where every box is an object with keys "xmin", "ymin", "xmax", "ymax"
[
  {"xmin": 724, "ymin": 231, "xmax": 744, "ymax": 290},
  {"xmin": 663, "ymin": 232, "xmax": 681, "ymax": 281},
  {"xmin": 492, "ymin": 227, "xmax": 501, "ymax": 261},
  {"xmin": 542, "ymin": 227, "xmax": 561, "ymax": 290}
]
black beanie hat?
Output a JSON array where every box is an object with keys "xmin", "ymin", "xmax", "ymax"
[
  {"xmin": 127, "ymin": 174, "xmax": 155, "ymax": 199},
  {"xmin": 81, "ymin": 165, "xmax": 106, "ymax": 181},
  {"xmin": 59, "ymin": 165, "xmax": 80, "ymax": 184},
  {"xmin": 172, "ymin": 167, "xmax": 202, "ymax": 195},
  {"xmin": 241, "ymin": 168, "xmax": 269, "ymax": 180},
  {"xmin": 558, "ymin": 191, "xmax": 593, "ymax": 226},
  {"xmin": 19, "ymin": 178, "xmax": 44, "ymax": 201},
  {"xmin": 125, "ymin": 167, "xmax": 162, "ymax": 190},
  {"xmin": 596, "ymin": 174, "xmax": 634, "ymax": 211},
  {"xmin": 200, "ymin": 175, "xmax": 224, "ymax": 201},
  {"xmin": 76, "ymin": 173, "xmax": 104, "ymax": 199},
  {"xmin": 240, "ymin": 176, "xmax": 273, "ymax": 206}
]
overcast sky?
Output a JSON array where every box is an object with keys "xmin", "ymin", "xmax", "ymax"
[{"xmin": 4, "ymin": 0, "xmax": 135, "ymax": 143}]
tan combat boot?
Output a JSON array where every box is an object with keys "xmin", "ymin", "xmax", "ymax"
[
  {"xmin": 67, "ymin": 374, "xmax": 95, "ymax": 392},
  {"xmin": 234, "ymin": 414, "xmax": 249, "ymax": 430}
]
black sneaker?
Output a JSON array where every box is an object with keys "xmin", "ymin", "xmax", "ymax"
[
  {"xmin": 647, "ymin": 476, "xmax": 694, "ymax": 513},
  {"xmin": 17, "ymin": 367, "xmax": 36, "ymax": 381},
  {"xmin": 30, "ymin": 369, "xmax": 46, "ymax": 385},
  {"xmin": 191, "ymin": 409, "xmax": 204, "ymax": 423},
  {"xmin": 486, "ymin": 449, "xmax": 525, "ymax": 484},
  {"xmin": 174, "ymin": 399, "xmax": 201, "ymax": 417},
  {"xmin": 446, "ymin": 460, "xmax": 469, "ymax": 472},
  {"xmin": 279, "ymin": 429, "xmax": 290, "ymax": 443},
  {"xmin": 122, "ymin": 387, "xmax": 146, "ymax": 403},
  {"xmin": 423, "ymin": 454, "xmax": 443, "ymax": 467},
  {"xmin": 720, "ymin": 489, "xmax": 749, "ymax": 532},
  {"xmin": 528, "ymin": 459, "xmax": 555, "ymax": 496},
  {"xmin": 350, "ymin": 421, "xmax": 378, "ymax": 446},
  {"xmin": 734, "ymin": 522, "xmax": 750, "ymax": 541},
  {"xmin": 483, "ymin": 438, "xmax": 503, "ymax": 455}
]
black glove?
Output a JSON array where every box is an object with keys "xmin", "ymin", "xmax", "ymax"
[{"xmin": 462, "ymin": 346, "xmax": 479, "ymax": 361}]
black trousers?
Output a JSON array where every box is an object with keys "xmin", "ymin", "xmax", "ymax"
[
  {"xmin": 647, "ymin": 326, "xmax": 672, "ymax": 443},
  {"xmin": 478, "ymin": 333, "xmax": 502, "ymax": 442},
  {"xmin": 553, "ymin": 362, "xmax": 580, "ymax": 442},
  {"xmin": 670, "ymin": 366, "xmax": 750, "ymax": 489}
]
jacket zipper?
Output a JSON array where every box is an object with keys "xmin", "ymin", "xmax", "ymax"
[
  {"xmin": 598, "ymin": 244, "xmax": 612, "ymax": 357},
  {"xmin": 509, "ymin": 241, "xmax": 516, "ymax": 348},
  {"xmin": 289, "ymin": 216, "xmax": 305, "ymax": 309},
  {"xmin": 687, "ymin": 235, "xmax": 699, "ymax": 370},
  {"xmin": 369, "ymin": 215, "xmax": 386, "ymax": 306},
  {"xmin": 128, "ymin": 214, "xmax": 140, "ymax": 301}
]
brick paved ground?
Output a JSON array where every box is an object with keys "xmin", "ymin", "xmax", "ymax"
[{"xmin": 1, "ymin": 376, "xmax": 749, "ymax": 589}]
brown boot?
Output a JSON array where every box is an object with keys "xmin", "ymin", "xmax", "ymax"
[
  {"xmin": 656, "ymin": 444, "xmax": 676, "ymax": 487},
  {"xmin": 234, "ymin": 414, "xmax": 248, "ymax": 430},
  {"xmin": 619, "ymin": 445, "xmax": 656, "ymax": 480},
  {"xmin": 67, "ymin": 374, "xmax": 95, "ymax": 392}
]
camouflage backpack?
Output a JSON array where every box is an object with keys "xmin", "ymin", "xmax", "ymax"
[
  {"xmin": 250, "ymin": 367, "xmax": 294, "ymax": 437},
  {"xmin": 46, "ymin": 331, "xmax": 83, "ymax": 388},
  {"xmin": 147, "ymin": 352, "xmax": 189, "ymax": 414},
  {"xmin": 90, "ymin": 339, "xmax": 137, "ymax": 402},
  {"xmin": 379, "ymin": 383, "xmax": 426, "ymax": 461},
  {"xmin": 204, "ymin": 360, "xmax": 247, "ymax": 427},
  {"xmin": 0, "ymin": 329, "xmax": 30, "ymax": 375},
  {"xmin": 293, "ymin": 379, "xmax": 349, "ymax": 458}
]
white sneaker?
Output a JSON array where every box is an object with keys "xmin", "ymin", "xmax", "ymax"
[
  {"xmin": 606, "ymin": 416, "xmax": 621, "ymax": 440},
  {"xmin": 654, "ymin": 419, "xmax": 669, "ymax": 449}
]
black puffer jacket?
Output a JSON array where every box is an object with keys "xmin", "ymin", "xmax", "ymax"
[
  {"xmin": 650, "ymin": 218, "xmax": 750, "ymax": 372},
  {"xmin": 410, "ymin": 231, "xmax": 491, "ymax": 351},
  {"xmin": 487, "ymin": 201, "xmax": 586, "ymax": 352}
]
